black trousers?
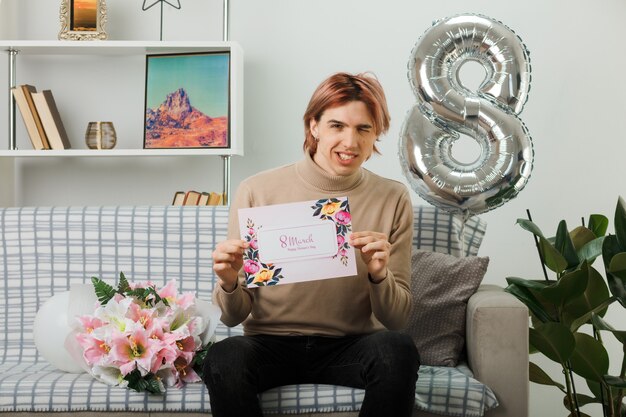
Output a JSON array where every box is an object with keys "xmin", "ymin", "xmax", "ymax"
[{"xmin": 202, "ymin": 330, "xmax": 420, "ymax": 417}]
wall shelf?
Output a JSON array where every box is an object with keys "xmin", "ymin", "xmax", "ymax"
[
  {"xmin": 0, "ymin": 148, "xmax": 237, "ymax": 157},
  {"xmin": 1, "ymin": 40, "xmax": 243, "ymax": 206}
]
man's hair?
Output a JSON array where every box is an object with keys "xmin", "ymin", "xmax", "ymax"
[{"xmin": 302, "ymin": 72, "xmax": 390, "ymax": 156}]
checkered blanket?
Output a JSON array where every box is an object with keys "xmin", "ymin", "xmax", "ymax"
[{"xmin": 0, "ymin": 205, "xmax": 495, "ymax": 416}]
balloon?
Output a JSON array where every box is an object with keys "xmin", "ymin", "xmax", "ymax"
[
  {"xmin": 399, "ymin": 14, "xmax": 533, "ymax": 215},
  {"xmin": 33, "ymin": 291, "xmax": 85, "ymax": 373}
]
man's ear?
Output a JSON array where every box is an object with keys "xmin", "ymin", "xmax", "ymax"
[{"xmin": 309, "ymin": 118, "xmax": 318, "ymax": 138}]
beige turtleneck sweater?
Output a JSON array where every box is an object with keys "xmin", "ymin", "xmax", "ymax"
[{"xmin": 214, "ymin": 154, "xmax": 414, "ymax": 336}]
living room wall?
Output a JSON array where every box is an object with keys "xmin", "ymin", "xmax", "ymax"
[{"xmin": 1, "ymin": 1, "xmax": 625, "ymax": 416}]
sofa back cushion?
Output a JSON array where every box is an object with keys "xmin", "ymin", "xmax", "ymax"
[
  {"xmin": 412, "ymin": 205, "xmax": 486, "ymax": 257},
  {"xmin": 0, "ymin": 204, "xmax": 486, "ymax": 362}
]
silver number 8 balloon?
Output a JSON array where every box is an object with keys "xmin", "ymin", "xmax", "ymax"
[{"xmin": 399, "ymin": 14, "xmax": 533, "ymax": 216}]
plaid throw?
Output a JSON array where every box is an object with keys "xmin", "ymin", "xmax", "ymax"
[{"xmin": 0, "ymin": 205, "xmax": 495, "ymax": 416}]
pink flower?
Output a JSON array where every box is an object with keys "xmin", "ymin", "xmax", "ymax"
[
  {"xmin": 128, "ymin": 303, "xmax": 155, "ymax": 329},
  {"xmin": 243, "ymin": 259, "xmax": 260, "ymax": 274},
  {"xmin": 248, "ymin": 228, "xmax": 255, "ymax": 236},
  {"xmin": 335, "ymin": 210, "xmax": 351, "ymax": 225},
  {"xmin": 129, "ymin": 280, "xmax": 154, "ymax": 290},
  {"xmin": 250, "ymin": 239, "xmax": 258, "ymax": 250},
  {"xmin": 339, "ymin": 248, "xmax": 347, "ymax": 257},
  {"xmin": 173, "ymin": 356, "xmax": 201, "ymax": 387},
  {"xmin": 146, "ymin": 318, "xmax": 179, "ymax": 345},
  {"xmin": 146, "ymin": 319, "xmax": 179, "ymax": 373},
  {"xmin": 76, "ymin": 332, "xmax": 110, "ymax": 366},
  {"xmin": 157, "ymin": 280, "xmax": 177, "ymax": 300},
  {"xmin": 337, "ymin": 235, "xmax": 345, "ymax": 247},
  {"xmin": 175, "ymin": 335, "xmax": 197, "ymax": 364},
  {"xmin": 109, "ymin": 328, "xmax": 159, "ymax": 376},
  {"xmin": 77, "ymin": 315, "xmax": 105, "ymax": 333},
  {"xmin": 175, "ymin": 292, "xmax": 195, "ymax": 310}
]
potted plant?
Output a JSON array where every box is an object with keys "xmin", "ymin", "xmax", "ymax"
[{"xmin": 505, "ymin": 197, "xmax": 626, "ymax": 417}]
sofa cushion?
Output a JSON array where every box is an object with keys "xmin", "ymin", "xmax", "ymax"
[
  {"xmin": 0, "ymin": 361, "xmax": 497, "ymax": 416},
  {"xmin": 403, "ymin": 250, "xmax": 489, "ymax": 366},
  {"xmin": 412, "ymin": 206, "xmax": 486, "ymax": 257}
]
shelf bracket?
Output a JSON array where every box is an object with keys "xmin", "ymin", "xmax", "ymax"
[
  {"xmin": 8, "ymin": 48, "xmax": 18, "ymax": 151},
  {"xmin": 223, "ymin": 0, "xmax": 230, "ymax": 41},
  {"xmin": 222, "ymin": 154, "xmax": 231, "ymax": 205}
]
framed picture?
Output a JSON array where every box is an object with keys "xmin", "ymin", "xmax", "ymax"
[
  {"xmin": 143, "ymin": 52, "xmax": 231, "ymax": 149},
  {"xmin": 59, "ymin": 0, "xmax": 108, "ymax": 40}
]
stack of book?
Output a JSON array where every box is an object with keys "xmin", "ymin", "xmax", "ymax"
[
  {"xmin": 11, "ymin": 84, "xmax": 71, "ymax": 150},
  {"xmin": 172, "ymin": 190, "xmax": 225, "ymax": 206}
]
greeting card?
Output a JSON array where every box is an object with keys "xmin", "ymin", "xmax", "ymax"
[{"xmin": 238, "ymin": 197, "xmax": 357, "ymax": 287}]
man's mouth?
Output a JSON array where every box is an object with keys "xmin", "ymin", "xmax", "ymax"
[{"xmin": 338, "ymin": 153, "xmax": 356, "ymax": 161}]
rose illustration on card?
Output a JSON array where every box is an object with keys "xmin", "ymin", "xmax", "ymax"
[
  {"xmin": 239, "ymin": 197, "xmax": 357, "ymax": 287},
  {"xmin": 311, "ymin": 198, "xmax": 352, "ymax": 266}
]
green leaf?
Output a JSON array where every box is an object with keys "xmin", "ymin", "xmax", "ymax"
[
  {"xmin": 515, "ymin": 218, "xmax": 569, "ymax": 273},
  {"xmin": 562, "ymin": 266, "xmax": 610, "ymax": 328},
  {"xmin": 90, "ymin": 276, "xmax": 116, "ymax": 305},
  {"xmin": 615, "ymin": 196, "xmax": 626, "ymax": 249},
  {"xmin": 192, "ymin": 344, "xmax": 213, "ymax": 379},
  {"xmin": 569, "ymin": 332, "xmax": 609, "ymax": 382},
  {"xmin": 506, "ymin": 276, "xmax": 551, "ymax": 288},
  {"xmin": 125, "ymin": 370, "xmax": 163, "ymax": 394},
  {"xmin": 566, "ymin": 412, "xmax": 593, "ymax": 417},
  {"xmin": 540, "ymin": 264, "xmax": 589, "ymax": 307},
  {"xmin": 505, "ymin": 281, "xmax": 554, "ymax": 323},
  {"xmin": 603, "ymin": 375, "xmax": 626, "ymax": 388},
  {"xmin": 586, "ymin": 378, "xmax": 622, "ymax": 409},
  {"xmin": 569, "ymin": 297, "xmax": 616, "ymax": 332},
  {"xmin": 602, "ymin": 236, "xmax": 626, "ymax": 306},
  {"xmin": 555, "ymin": 220, "xmax": 581, "ymax": 270},
  {"xmin": 570, "ymin": 226, "xmax": 599, "ymax": 252},
  {"xmin": 516, "ymin": 218, "xmax": 547, "ymax": 238},
  {"xmin": 530, "ymin": 322, "xmax": 575, "ymax": 364},
  {"xmin": 539, "ymin": 236, "xmax": 569, "ymax": 274},
  {"xmin": 592, "ymin": 314, "xmax": 626, "ymax": 344},
  {"xmin": 608, "ymin": 251, "xmax": 626, "ymax": 307},
  {"xmin": 577, "ymin": 236, "xmax": 605, "ymax": 266},
  {"xmin": 564, "ymin": 393, "xmax": 600, "ymax": 410},
  {"xmin": 117, "ymin": 271, "xmax": 130, "ymax": 293},
  {"xmin": 588, "ymin": 214, "xmax": 609, "ymax": 238},
  {"xmin": 529, "ymin": 361, "xmax": 565, "ymax": 391},
  {"xmin": 609, "ymin": 253, "xmax": 626, "ymax": 279}
]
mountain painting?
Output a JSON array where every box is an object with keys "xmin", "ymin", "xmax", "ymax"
[{"xmin": 144, "ymin": 52, "xmax": 230, "ymax": 149}]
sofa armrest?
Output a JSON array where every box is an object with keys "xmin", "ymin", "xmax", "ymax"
[{"xmin": 466, "ymin": 284, "xmax": 529, "ymax": 417}]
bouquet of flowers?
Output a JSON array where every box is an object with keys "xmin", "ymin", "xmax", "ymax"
[{"xmin": 73, "ymin": 273, "xmax": 217, "ymax": 394}]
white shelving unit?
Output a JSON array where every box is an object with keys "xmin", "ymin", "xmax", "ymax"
[{"xmin": 0, "ymin": 40, "xmax": 243, "ymax": 206}]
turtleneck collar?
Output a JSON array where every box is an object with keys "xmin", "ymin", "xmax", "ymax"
[{"xmin": 295, "ymin": 152, "xmax": 365, "ymax": 192}]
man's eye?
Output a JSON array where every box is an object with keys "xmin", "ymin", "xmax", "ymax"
[{"xmin": 330, "ymin": 124, "xmax": 343, "ymax": 129}]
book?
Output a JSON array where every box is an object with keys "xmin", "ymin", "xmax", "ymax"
[
  {"xmin": 198, "ymin": 192, "xmax": 210, "ymax": 205},
  {"xmin": 11, "ymin": 85, "xmax": 49, "ymax": 150},
  {"xmin": 183, "ymin": 190, "xmax": 202, "ymax": 205},
  {"xmin": 171, "ymin": 191, "xmax": 185, "ymax": 205},
  {"xmin": 20, "ymin": 85, "xmax": 50, "ymax": 149},
  {"xmin": 208, "ymin": 191, "xmax": 224, "ymax": 205},
  {"xmin": 31, "ymin": 90, "xmax": 71, "ymax": 150}
]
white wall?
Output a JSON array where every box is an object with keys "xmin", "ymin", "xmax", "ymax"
[{"xmin": 2, "ymin": 1, "xmax": 626, "ymax": 415}]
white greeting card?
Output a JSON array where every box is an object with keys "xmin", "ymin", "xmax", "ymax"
[{"xmin": 238, "ymin": 197, "xmax": 357, "ymax": 287}]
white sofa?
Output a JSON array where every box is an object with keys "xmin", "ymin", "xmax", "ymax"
[{"xmin": 0, "ymin": 205, "xmax": 528, "ymax": 417}]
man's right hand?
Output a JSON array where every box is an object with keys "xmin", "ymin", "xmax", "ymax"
[{"xmin": 212, "ymin": 239, "xmax": 249, "ymax": 292}]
